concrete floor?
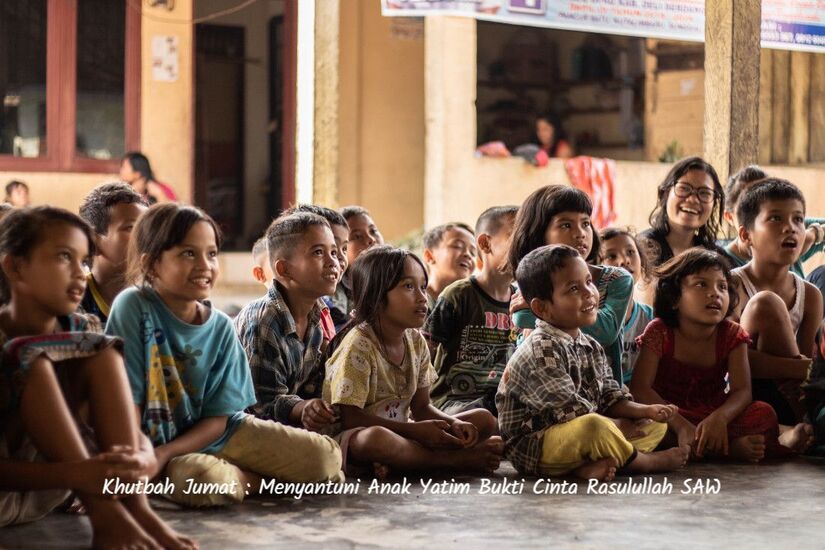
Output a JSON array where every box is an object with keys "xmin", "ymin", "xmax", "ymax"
[{"xmin": 2, "ymin": 458, "xmax": 823, "ymax": 549}]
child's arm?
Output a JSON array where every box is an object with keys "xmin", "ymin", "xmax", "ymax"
[
  {"xmin": 422, "ymin": 295, "xmax": 460, "ymax": 373},
  {"xmin": 0, "ymin": 451, "xmax": 150, "ymax": 495},
  {"xmin": 801, "ymin": 218, "xmax": 825, "ymax": 261},
  {"xmin": 797, "ymin": 282, "xmax": 823, "ymax": 360},
  {"xmin": 605, "ymin": 399, "xmax": 677, "ymax": 423},
  {"xmin": 338, "ymin": 403, "xmax": 464, "ymax": 449},
  {"xmin": 150, "ymin": 413, "xmax": 229, "ymax": 475},
  {"xmin": 747, "ymin": 350, "xmax": 811, "ymax": 380},
  {"xmin": 583, "ymin": 267, "xmax": 633, "ymax": 346},
  {"xmin": 629, "ymin": 343, "xmax": 696, "ymax": 448},
  {"xmin": 696, "ymin": 342, "xmax": 752, "ymax": 457}
]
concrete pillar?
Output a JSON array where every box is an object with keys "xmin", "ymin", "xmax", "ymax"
[
  {"xmin": 313, "ymin": 0, "xmax": 340, "ymax": 207},
  {"xmin": 141, "ymin": 0, "xmax": 194, "ymax": 203},
  {"xmin": 703, "ymin": 0, "xmax": 761, "ymax": 181},
  {"xmin": 424, "ymin": 16, "xmax": 476, "ymax": 228}
]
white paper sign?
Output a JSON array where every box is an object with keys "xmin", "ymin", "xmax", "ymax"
[{"xmin": 152, "ymin": 35, "xmax": 179, "ymax": 82}]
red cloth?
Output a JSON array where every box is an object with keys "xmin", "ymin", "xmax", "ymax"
[
  {"xmin": 564, "ymin": 156, "xmax": 616, "ymax": 229},
  {"xmin": 637, "ymin": 318, "xmax": 786, "ymax": 456},
  {"xmin": 320, "ymin": 307, "xmax": 336, "ymax": 342}
]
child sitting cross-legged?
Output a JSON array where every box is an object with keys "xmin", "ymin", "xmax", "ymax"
[
  {"xmin": 324, "ymin": 245, "xmax": 503, "ymax": 477},
  {"xmin": 496, "ymin": 244, "xmax": 688, "ymax": 481},
  {"xmin": 106, "ymin": 205, "xmax": 343, "ymax": 507},
  {"xmin": 631, "ymin": 248, "xmax": 804, "ymax": 462},
  {"xmin": 78, "ymin": 181, "xmax": 148, "ymax": 323},
  {"xmin": 235, "ymin": 212, "xmax": 343, "ymax": 433},
  {"xmin": 730, "ymin": 178, "xmax": 818, "ymax": 447},
  {"xmin": 424, "ymin": 206, "xmax": 518, "ymax": 415},
  {"xmin": 0, "ymin": 207, "xmax": 194, "ymax": 548}
]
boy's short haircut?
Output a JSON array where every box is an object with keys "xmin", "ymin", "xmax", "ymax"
[
  {"xmin": 340, "ymin": 205, "xmax": 371, "ymax": 221},
  {"xmin": 283, "ymin": 204, "xmax": 347, "ymax": 228},
  {"xmin": 515, "ymin": 244, "xmax": 579, "ymax": 302},
  {"xmin": 475, "ymin": 205, "xmax": 518, "ymax": 236},
  {"xmin": 736, "ymin": 178, "xmax": 806, "ymax": 231},
  {"xmin": 265, "ymin": 212, "xmax": 330, "ymax": 261},
  {"xmin": 251, "ymin": 236, "xmax": 268, "ymax": 261},
  {"xmin": 79, "ymin": 181, "xmax": 148, "ymax": 235},
  {"xmin": 725, "ymin": 165, "xmax": 768, "ymax": 214},
  {"xmin": 422, "ymin": 222, "xmax": 475, "ymax": 250}
]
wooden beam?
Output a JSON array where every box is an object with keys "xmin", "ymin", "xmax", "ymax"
[
  {"xmin": 771, "ymin": 50, "xmax": 791, "ymax": 164},
  {"xmin": 758, "ymin": 49, "xmax": 773, "ymax": 165},
  {"xmin": 809, "ymin": 54, "xmax": 825, "ymax": 162},
  {"xmin": 789, "ymin": 52, "xmax": 811, "ymax": 164},
  {"xmin": 703, "ymin": 0, "xmax": 760, "ymax": 181},
  {"xmin": 313, "ymin": 0, "xmax": 340, "ymax": 206}
]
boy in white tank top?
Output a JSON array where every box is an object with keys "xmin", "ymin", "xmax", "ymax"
[{"xmin": 731, "ymin": 178, "xmax": 818, "ymax": 451}]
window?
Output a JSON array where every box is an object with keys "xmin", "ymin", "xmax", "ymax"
[{"xmin": 0, "ymin": 0, "xmax": 140, "ymax": 172}]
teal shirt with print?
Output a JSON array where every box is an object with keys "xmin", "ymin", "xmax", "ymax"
[{"xmin": 106, "ymin": 287, "xmax": 256, "ymax": 454}]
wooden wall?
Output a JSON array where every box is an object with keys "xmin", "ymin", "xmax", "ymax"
[{"xmin": 645, "ymin": 41, "xmax": 825, "ymax": 165}]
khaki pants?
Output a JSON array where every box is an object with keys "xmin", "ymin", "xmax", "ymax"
[
  {"xmin": 165, "ymin": 415, "xmax": 344, "ymax": 506},
  {"xmin": 538, "ymin": 413, "xmax": 666, "ymax": 476}
]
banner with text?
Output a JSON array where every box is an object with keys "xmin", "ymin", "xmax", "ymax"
[{"xmin": 381, "ymin": 0, "xmax": 825, "ymax": 53}]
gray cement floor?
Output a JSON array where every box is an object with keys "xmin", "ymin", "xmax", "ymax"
[{"xmin": 2, "ymin": 458, "xmax": 824, "ymax": 549}]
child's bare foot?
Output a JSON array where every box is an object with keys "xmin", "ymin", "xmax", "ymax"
[
  {"xmin": 573, "ymin": 458, "xmax": 618, "ymax": 481},
  {"xmin": 624, "ymin": 447, "xmax": 688, "ymax": 473},
  {"xmin": 778, "ymin": 423, "xmax": 815, "ymax": 453},
  {"xmin": 125, "ymin": 496, "xmax": 198, "ymax": 550},
  {"xmin": 85, "ymin": 498, "xmax": 161, "ymax": 550},
  {"xmin": 457, "ymin": 437, "xmax": 504, "ymax": 473},
  {"xmin": 729, "ymin": 435, "xmax": 766, "ymax": 462},
  {"xmin": 372, "ymin": 462, "xmax": 390, "ymax": 480}
]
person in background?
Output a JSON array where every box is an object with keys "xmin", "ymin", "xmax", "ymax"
[
  {"xmin": 534, "ymin": 114, "xmax": 573, "ymax": 159},
  {"xmin": 119, "ymin": 152, "xmax": 177, "ymax": 205},
  {"xmin": 4, "ymin": 181, "xmax": 29, "ymax": 208}
]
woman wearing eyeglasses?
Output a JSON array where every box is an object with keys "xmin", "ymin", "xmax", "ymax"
[{"xmin": 639, "ymin": 156, "xmax": 727, "ymax": 270}]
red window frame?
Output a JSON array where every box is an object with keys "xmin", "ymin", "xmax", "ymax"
[{"xmin": 0, "ymin": 0, "xmax": 141, "ymax": 173}]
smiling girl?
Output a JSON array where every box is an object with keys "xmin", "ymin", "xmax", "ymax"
[
  {"xmin": 640, "ymin": 157, "xmax": 727, "ymax": 268},
  {"xmin": 106, "ymin": 204, "xmax": 343, "ymax": 506},
  {"xmin": 324, "ymin": 246, "xmax": 502, "ymax": 476}
]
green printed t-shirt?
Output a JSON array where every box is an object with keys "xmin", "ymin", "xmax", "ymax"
[{"xmin": 424, "ymin": 277, "xmax": 516, "ymax": 409}]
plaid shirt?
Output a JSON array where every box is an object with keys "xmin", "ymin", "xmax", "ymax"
[
  {"xmin": 234, "ymin": 282, "xmax": 327, "ymax": 424},
  {"xmin": 495, "ymin": 320, "xmax": 630, "ymax": 475}
]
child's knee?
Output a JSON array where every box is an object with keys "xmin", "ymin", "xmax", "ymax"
[
  {"xmin": 298, "ymin": 434, "xmax": 344, "ymax": 481},
  {"xmin": 349, "ymin": 426, "xmax": 399, "ymax": 459},
  {"xmin": 458, "ymin": 408, "xmax": 497, "ymax": 436},
  {"xmin": 165, "ymin": 453, "xmax": 245, "ymax": 507},
  {"xmin": 576, "ymin": 413, "xmax": 617, "ymax": 435},
  {"xmin": 745, "ymin": 291, "xmax": 789, "ymax": 325}
]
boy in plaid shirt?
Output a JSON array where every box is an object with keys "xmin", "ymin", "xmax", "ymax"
[{"xmin": 496, "ymin": 245, "xmax": 688, "ymax": 480}]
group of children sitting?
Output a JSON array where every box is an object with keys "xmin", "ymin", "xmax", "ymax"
[{"xmin": 1, "ymin": 155, "xmax": 823, "ymax": 548}]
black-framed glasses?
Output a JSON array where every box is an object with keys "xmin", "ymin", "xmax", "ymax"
[{"xmin": 672, "ymin": 182, "xmax": 716, "ymax": 204}]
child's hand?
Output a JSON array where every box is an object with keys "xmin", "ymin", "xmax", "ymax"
[
  {"xmin": 449, "ymin": 420, "xmax": 479, "ymax": 448},
  {"xmin": 695, "ymin": 414, "xmax": 729, "ymax": 457},
  {"xmin": 509, "ymin": 291, "xmax": 528, "ymax": 315},
  {"xmin": 645, "ymin": 404, "xmax": 678, "ymax": 422},
  {"xmin": 410, "ymin": 420, "xmax": 464, "ymax": 449},
  {"xmin": 301, "ymin": 398, "xmax": 338, "ymax": 432},
  {"xmin": 69, "ymin": 450, "xmax": 148, "ymax": 497},
  {"xmin": 793, "ymin": 355, "xmax": 813, "ymax": 380}
]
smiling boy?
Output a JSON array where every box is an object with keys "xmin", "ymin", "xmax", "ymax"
[
  {"xmin": 79, "ymin": 182, "xmax": 148, "ymax": 322},
  {"xmin": 425, "ymin": 206, "xmax": 517, "ymax": 415},
  {"xmin": 496, "ymin": 244, "xmax": 688, "ymax": 480},
  {"xmin": 234, "ymin": 212, "xmax": 342, "ymax": 432},
  {"xmin": 422, "ymin": 222, "xmax": 477, "ymax": 310}
]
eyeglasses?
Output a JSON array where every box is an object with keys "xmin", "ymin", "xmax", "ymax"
[{"xmin": 672, "ymin": 182, "xmax": 716, "ymax": 204}]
